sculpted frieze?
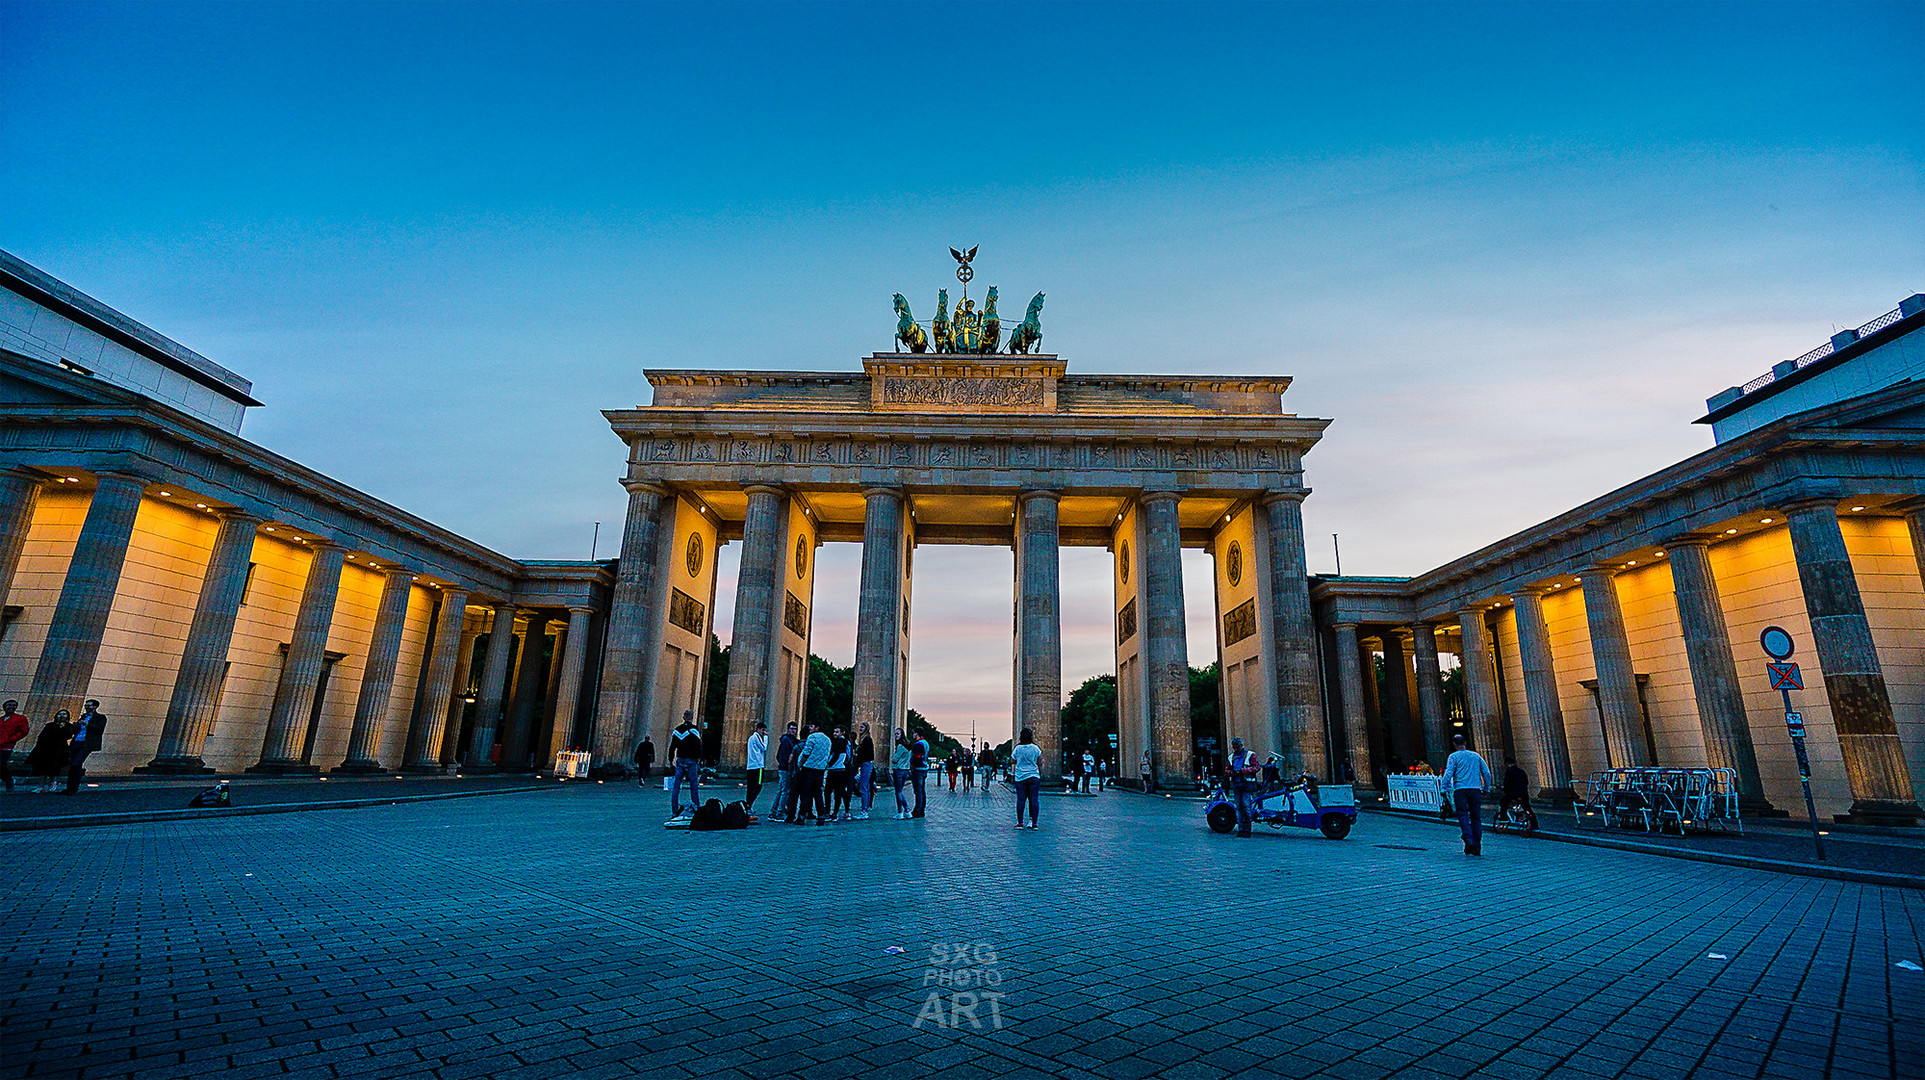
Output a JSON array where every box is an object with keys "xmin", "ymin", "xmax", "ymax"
[
  {"xmin": 879, "ymin": 376, "xmax": 1045, "ymax": 409},
  {"xmin": 645, "ymin": 434, "xmax": 1292, "ymax": 478}
]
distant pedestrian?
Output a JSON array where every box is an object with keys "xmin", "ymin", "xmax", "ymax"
[
  {"xmin": 1012, "ymin": 728, "xmax": 1042, "ymax": 829},
  {"xmin": 947, "ymin": 750, "xmax": 961, "ymax": 792},
  {"xmin": 27, "ymin": 710, "xmax": 72, "ymax": 794},
  {"xmin": 827, "ymin": 727, "xmax": 852, "ymax": 821},
  {"xmin": 1441, "ymin": 734, "xmax": 1493, "ymax": 856},
  {"xmin": 793, "ymin": 723, "xmax": 832, "ymax": 826},
  {"xmin": 668, "ymin": 711, "xmax": 703, "ymax": 817},
  {"xmin": 977, "ymin": 745, "xmax": 997, "ymax": 794},
  {"xmin": 902, "ymin": 728, "xmax": 930, "ymax": 818},
  {"xmin": 772, "ymin": 722, "xmax": 798, "ymax": 822},
  {"xmin": 962, "ymin": 755, "xmax": 975, "ymax": 790},
  {"xmin": 1227, "ymin": 737, "xmax": 1261, "ymax": 838},
  {"xmin": 634, "ymin": 736, "xmax": 655, "ymax": 785},
  {"xmin": 890, "ymin": 727, "xmax": 913, "ymax": 818},
  {"xmin": 854, "ymin": 723, "xmax": 876, "ymax": 820},
  {"xmin": 744, "ymin": 722, "xmax": 769, "ymax": 813},
  {"xmin": 1080, "ymin": 751, "xmax": 1096, "ymax": 793},
  {"xmin": 1140, "ymin": 750, "xmax": 1154, "ymax": 793},
  {"xmin": 63, "ymin": 700, "xmax": 106, "ymax": 795},
  {"xmin": 0, "ymin": 700, "xmax": 27, "ymax": 793}
]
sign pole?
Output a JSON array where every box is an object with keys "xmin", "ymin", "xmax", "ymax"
[{"xmin": 1760, "ymin": 625, "xmax": 1825, "ymax": 862}]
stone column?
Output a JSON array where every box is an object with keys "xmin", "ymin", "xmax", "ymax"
[
  {"xmin": 591, "ymin": 478, "xmax": 670, "ymax": 764},
  {"xmin": 464, "ymin": 603, "xmax": 520, "ymax": 767},
  {"xmin": 722, "ymin": 485, "xmax": 787, "ymax": 758},
  {"xmin": 1140, "ymin": 492, "xmax": 1193, "ymax": 788},
  {"xmin": 439, "ymin": 621, "xmax": 483, "ymax": 767},
  {"xmin": 500, "ymin": 612, "xmax": 551, "ymax": 771},
  {"xmin": 252, "ymin": 541, "xmax": 346, "ymax": 773},
  {"xmin": 1667, "ymin": 539, "xmax": 1772, "ymax": 810},
  {"xmin": 1787, "ymin": 500, "xmax": 1922, "ymax": 824},
  {"xmin": 1512, "ymin": 586, "xmax": 1574, "ymax": 797},
  {"xmin": 0, "ymin": 468, "xmax": 46, "ymax": 607},
  {"xmin": 402, "ymin": 589, "xmax": 468, "ymax": 772},
  {"xmin": 1015, "ymin": 490, "xmax": 1062, "ymax": 783},
  {"xmin": 23, "ymin": 470, "xmax": 148, "ymax": 722},
  {"xmin": 1261, "ymin": 491, "xmax": 1327, "ymax": 779},
  {"xmin": 1457, "ymin": 607, "xmax": 1505, "ymax": 763},
  {"xmin": 1411, "ymin": 622, "xmax": 1447, "ymax": 767},
  {"xmin": 1579, "ymin": 565, "xmax": 1651, "ymax": 767},
  {"xmin": 1377, "ymin": 632, "xmax": 1414, "ymax": 767},
  {"xmin": 543, "ymin": 606, "xmax": 595, "ymax": 767},
  {"xmin": 144, "ymin": 511, "xmax": 263, "ymax": 772},
  {"xmin": 1908, "ymin": 507, "xmax": 1925, "ymax": 593},
  {"xmin": 852, "ymin": 488, "xmax": 907, "ymax": 741},
  {"xmin": 1332, "ymin": 623, "xmax": 1376, "ymax": 788},
  {"xmin": 334, "ymin": 567, "xmax": 415, "ymax": 773}
]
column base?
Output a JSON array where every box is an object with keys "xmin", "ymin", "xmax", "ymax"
[
  {"xmin": 135, "ymin": 757, "xmax": 215, "ymax": 775},
  {"xmin": 397, "ymin": 763, "xmax": 448, "ymax": 775},
  {"xmin": 330, "ymin": 762, "xmax": 389, "ymax": 775},
  {"xmin": 1535, "ymin": 786, "xmax": 1576, "ymax": 807},
  {"xmin": 245, "ymin": 761, "xmax": 321, "ymax": 776},
  {"xmin": 1838, "ymin": 800, "xmax": 1924, "ymax": 827},
  {"xmin": 1739, "ymin": 796, "xmax": 1789, "ymax": 819}
]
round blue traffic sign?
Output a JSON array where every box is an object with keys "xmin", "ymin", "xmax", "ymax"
[{"xmin": 1760, "ymin": 625, "xmax": 1795, "ymax": 660}]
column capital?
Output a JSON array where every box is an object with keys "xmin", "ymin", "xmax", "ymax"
[
  {"xmin": 377, "ymin": 564, "xmax": 415, "ymax": 581},
  {"xmin": 300, "ymin": 536, "xmax": 344, "ymax": 553},
  {"xmin": 215, "ymin": 509, "xmax": 265, "ymax": 527},
  {"xmin": 1017, "ymin": 488, "xmax": 1062, "ymax": 505},
  {"xmin": 1140, "ymin": 489, "xmax": 1184, "ymax": 506},
  {"xmin": 566, "ymin": 604, "xmax": 596, "ymax": 615},
  {"xmin": 1660, "ymin": 534, "xmax": 1712, "ymax": 552},
  {"xmin": 621, "ymin": 477, "xmax": 671, "ymax": 497},
  {"xmin": 1331, "ymin": 621, "xmax": 1360, "ymax": 632},
  {"xmin": 1782, "ymin": 496, "xmax": 1841, "ymax": 516},
  {"xmin": 1457, "ymin": 601, "xmax": 1498, "ymax": 617},
  {"xmin": 741, "ymin": 483, "xmax": 788, "ymax": 499},
  {"xmin": 1513, "ymin": 583, "xmax": 1555, "ymax": 598},
  {"xmin": 1577, "ymin": 563, "xmax": 1623, "ymax": 581},
  {"xmin": 860, "ymin": 485, "xmax": 905, "ymax": 500},
  {"xmin": 1259, "ymin": 488, "xmax": 1311, "ymax": 506},
  {"xmin": 92, "ymin": 467, "xmax": 160, "ymax": 488}
]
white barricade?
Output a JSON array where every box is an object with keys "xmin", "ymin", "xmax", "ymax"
[
  {"xmin": 553, "ymin": 751, "xmax": 590, "ymax": 778},
  {"xmin": 1387, "ymin": 774, "xmax": 1449, "ymax": 812}
]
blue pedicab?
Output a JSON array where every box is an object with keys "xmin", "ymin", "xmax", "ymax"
[{"xmin": 1205, "ymin": 759, "xmax": 1358, "ymax": 840}]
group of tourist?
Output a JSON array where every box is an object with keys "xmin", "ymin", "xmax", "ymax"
[{"xmin": 0, "ymin": 698, "xmax": 107, "ymax": 795}]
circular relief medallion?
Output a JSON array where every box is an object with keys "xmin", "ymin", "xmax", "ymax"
[
  {"xmin": 1120, "ymin": 541, "xmax": 1131, "ymax": 584},
  {"xmin": 795, "ymin": 534, "xmax": 809, "ymax": 578},
  {"xmin": 686, "ymin": 532, "xmax": 704, "ymax": 578},
  {"xmin": 1227, "ymin": 541, "xmax": 1243, "ymax": 587}
]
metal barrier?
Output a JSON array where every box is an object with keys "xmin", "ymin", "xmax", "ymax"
[
  {"xmin": 1572, "ymin": 767, "xmax": 1742, "ymax": 834},
  {"xmin": 553, "ymin": 750, "xmax": 590, "ymax": 779},
  {"xmin": 1387, "ymin": 774, "xmax": 1451, "ymax": 813}
]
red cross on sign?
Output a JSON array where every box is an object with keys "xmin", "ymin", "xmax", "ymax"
[{"xmin": 1768, "ymin": 662, "xmax": 1803, "ymax": 691}]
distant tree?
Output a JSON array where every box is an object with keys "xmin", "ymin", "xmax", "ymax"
[
  {"xmin": 806, "ymin": 654, "xmax": 854, "ymax": 731},
  {"xmin": 1061, "ymin": 674, "xmax": 1116, "ymax": 763},
  {"xmin": 701, "ymin": 636, "xmax": 728, "ymax": 761}
]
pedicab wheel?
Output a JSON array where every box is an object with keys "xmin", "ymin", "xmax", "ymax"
[
  {"xmin": 1319, "ymin": 814, "xmax": 1352, "ymax": 840},
  {"xmin": 1206, "ymin": 804, "xmax": 1238, "ymax": 834}
]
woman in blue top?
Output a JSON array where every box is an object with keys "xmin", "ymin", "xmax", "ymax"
[{"xmin": 1011, "ymin": 728, "xmax": 1043, "ymax": 830}]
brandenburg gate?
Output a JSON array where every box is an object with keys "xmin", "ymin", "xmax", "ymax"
[{"xmin": 589, "ymin": 347, "xmax": 1331, "ymax": 788}]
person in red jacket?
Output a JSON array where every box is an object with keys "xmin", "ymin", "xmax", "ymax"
[{"xmin": 0, "ymin": 700, "xmax": 28, "ymax": 793}]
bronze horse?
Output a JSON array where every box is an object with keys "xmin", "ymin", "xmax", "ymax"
[
  {"xmin": 892, "ymin": 293, "xmax": 929, "ymax": 353},
  {"xmin": 1006, "ymin": 291, "xmax": 1045, "ymax": 354},
  {"xmin": 981, "ymin": 286, "xmax": 1001, "ymax": 354},
  {"xmin": 932, "ymin": 289, "xmax": 953, "ymax": 353}
]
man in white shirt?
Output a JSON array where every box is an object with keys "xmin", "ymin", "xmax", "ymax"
[
  {"xmin": 744, "ymin": 722, "xmax": 769, "ymax": 814},
  {"xmin": 1080, "ymin": 751, "xmax": 1096, "ymax": 793},
  {"xmin": 1440, "ymin": 734, "xmax": 1494, "ymax": 856}
]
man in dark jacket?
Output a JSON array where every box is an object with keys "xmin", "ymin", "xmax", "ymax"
[
  {"xmin": 64, "ymin": 699, "xmax": 106, "ymax": 795},
  {"xmin": 771, "ymin": 722, "xmax": 798, "ymax": 822},
  {"xmin": 669, "ymin": 712, "xmax": 703, "ymax": 816},
  {"xmin": 634, "ymin": 736, "xmax": 655, "ymax": 785}
]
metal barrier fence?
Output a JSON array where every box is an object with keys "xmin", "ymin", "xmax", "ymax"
[
  {"xmin": 1572, "ymin": 767, "xmax": 1742, "ymax": 834},
  {"xmin": 1387, "ymin": 774, "xmax": 1450, "ymax": 813},
  {"xmin": 553, "ymin": 750, "xmax": 591, "ymax": 778}
]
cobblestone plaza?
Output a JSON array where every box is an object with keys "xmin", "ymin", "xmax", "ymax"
[{"xmin": 2, "ymin": 788, "xmax": 1919, "ymax": 1080}]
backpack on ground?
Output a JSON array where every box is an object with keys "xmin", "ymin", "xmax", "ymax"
[
  {"xmin": 720, "ymin": 801, "xmax": 750, "ymax": 829},
  {"xmin": 688, "ymin": 798, "xmax": 725, "ymax": 831}
]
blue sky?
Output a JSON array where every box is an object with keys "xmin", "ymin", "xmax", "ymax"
[{"xmin": 4, "ymin": 1, "xmax": 1921, "ymax": 741}]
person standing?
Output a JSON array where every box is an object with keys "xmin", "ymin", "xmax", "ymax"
[
  {"xmin": 826, "ymin": 727, "xmax": 852, "ymax": 821},
  {"xmin": 853, "ymin": 723, "xmax": 876, "ymax": 820},
  {"xmin": 977, "ymin": 745, "xmax": 997, "ymax": 795},
  {"xmin": 634, "ymin": 735, "xmax": 655, "ymax": 786},
  {"xmin": 1081, "ymin": 750, "xmax": 1097, "ymax": 793},
  {"xmin": 793, "ymin": 723, "xmax": 832, "ymax": 826},
  {"xmin": 890, "ymin": 727, "xmax": 913, "ymax": 818},
  {"xmin": 1011, "ymin": 728, "xmax": 1042, "ymax": 829},
  {"xmin": 902, "ymin": 728, "xmax": 930, "ymax": 818},
  {"xmin": 63, "ymin": 700, "xmax": 106, "ymax": 795},
  {"xmin": 1139, "ymin": 749, "xmax": 1154, "ymax": 794},
  {"xmin": 668, "ymin": 711, "xmax": 703, "ymax": 817},
  {"xmin": 962, "ymin": 752, "xmax": 975, "ymax": 791},
  {"xmin": 1226, "ymin": 737, "xmax": 1262, "ymax": 838},
  {"xmin": 27, "ymin": 710, "xmax": 70, "ymax": 794},
  {"xmin": 744, "ymin": 721, "xmax": 769, "ymax": 813},
  {"xmin": 0, "ymin": 700, "xmax": 28, "ymax": 794},
  {"xmin": 1441, "ymin": 733, "xmax": 1493, "ymax": 856},
  {"xmin": 772, "ymin": 722, "xmax": 798, "ymax": 822}
]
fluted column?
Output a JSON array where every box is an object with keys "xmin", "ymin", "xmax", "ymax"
[
  {"xmin": 1457, "ymin": 606, "xmax": 1505, "ymax": 763},
  {"xmin": 543, "ymin": 606, "xmax": 595, "ymax": 767},
  {"xmin": 1666, "ymin": 539, "xmax": 1772, "ymax": 810},
  {"xmin": 1261, "ymin": 491, "xmax": 1327, "ymax": 779},
  {"xmin": 439, "ymin": 621, "xmax": 483, "ymax": 766},
  {"xmin": 1332, "ymin": 623, "xmax": 1376, "ymax": 788},
  {"xmin": 1140, "ymin": 492, "xmax": 1193, "ymax": 788},
  {"xmin": 1411, "ymin": 623, "xmax": 1447, "ymax": 768},
  {"xmin": 723, "ymin": 485, "xmax": 788, "ymax": 758},
  {"xmin": 1787, "ymin": 500, "xmax": 1922, "ymax": 824},
  {"xmin": 1908, "ymin": 507, "xmax": 1925, "ymax": 593},
  {"xmin": 402, "ymin": 587, "xmax": 468, "ymax": 772},
  {"xmin": 0, "ymin": 468, "xmax": 46, "ymax": 607},
  {"xmin": 24, "ymin": 470, "xmax": 149, "ymax": 722},
  {"xmin": 591, "ymin": 478, "xmax": 670, "ymax": 764},
  {"xmin": 1378, "ymin": 632, "xmax": 1414, "ymax": 768},
  {"xmin": 500, "ymin": 612, "xmax": 551, "ymax": 771},
  {"xmin": 335, "ymin": 567, "xmax": 415, "ymax": 773},
  {"xmin": 1016, "ymin": 490, "xmax": 1062, "ymax": 783},
  {"xmin": 1512, "ymin": 586, "xmax": 1574, "ymax": 797},
  {"xmin": 252, "ymin": 540, "xmax": 346, "ymax": 772},
  {"xmin": 1579, "ymin": 565, "xmax": 1650, "ymax": 767},
  {"xmin": 145, "ymin": 511, "xmax": 263, "ymax": 772},
  {"xmin": 464, "ymin": 603, "xmax": 520, "ymax": 767},
  {"xmin": 851, "ymin": 488, "xmax": 907, "ymax": 740}
]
